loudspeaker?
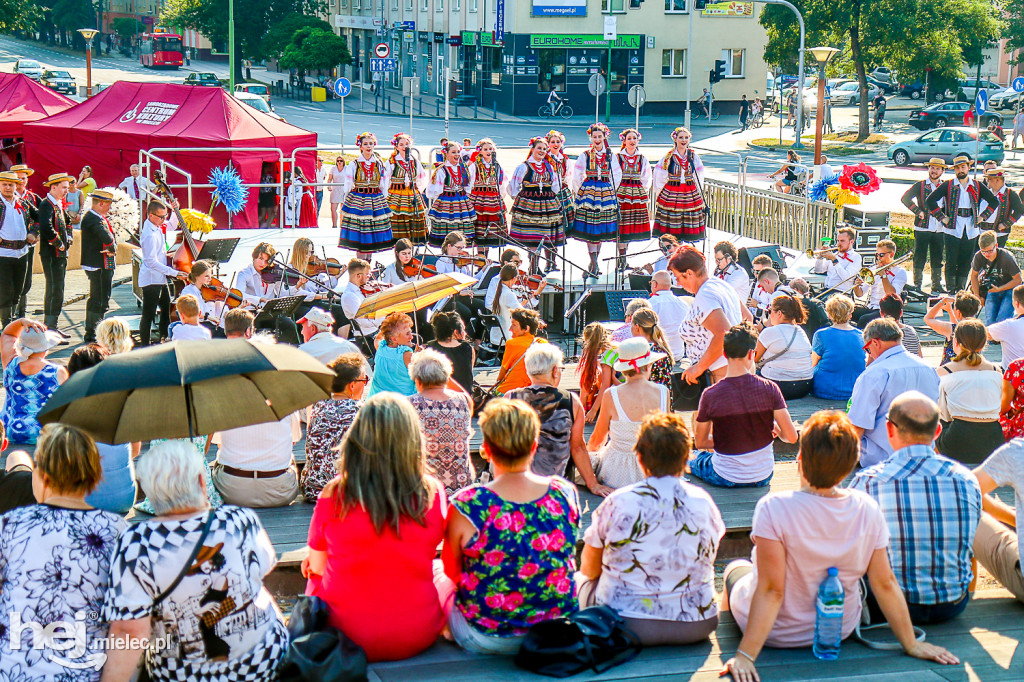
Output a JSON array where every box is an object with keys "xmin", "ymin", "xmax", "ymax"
[{"xmin": 738, "ymin": 244, "xmax": 786, "ymax": 277}]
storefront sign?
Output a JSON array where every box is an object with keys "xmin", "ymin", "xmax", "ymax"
[
  {"xmin": 335, "ymin": 15, "xmax": 377, "ymax": 29},
  {"xmin": 529, "ymin": 34, "xmax": 641, "ymax": 49},
  {"xmin": 496, "ymin": 0, "xmax": 505, "ymax": 41},
  {"xmin": 701, "ymin": 2, "xmax": 754, "ymax": 16},
  {"xmin": 531, "ymin": 0, "xmax": 586, "ymax": 16}
]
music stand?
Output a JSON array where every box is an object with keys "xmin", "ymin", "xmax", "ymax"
[
  {"xmin": 254, "ymin": 295, "xmax": 306, "ymax": 324},
  {"xmin": 197, "ymin": 238, "xmax": 240, "ymax": 264}
]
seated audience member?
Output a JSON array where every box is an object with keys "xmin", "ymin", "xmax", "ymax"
[
  {"xmin": 851, "ymin": 392, "xmax": 982, "ymax": 624},
  {"xmin": 577, "ymin": 322, "xmax": 614, "ymax": 418},
  {"xmin": 170, "ymin": 294, "xmax": 212, "ymax": 341},
  {"xmin": 507, "ymin": 344, "xmax": 611, "ymax": 496},
  {"xmin": 578, "ymin": 413, "xmax": 725, "ymax": 645},
  {"xmin": 211, "ymin": 404, "xmax": 302, "ymax": 508},
  {"xmin": 302, "ymin": 353, "xmax": 367, "ymax": 502},
  {"xmin": 303, "ymin": 393, "xmax": 447, "ymax": 662},
  {"xmin": 811, "ymin": 295, "xmax": 865, "ymax": 400},
  {"xmin": 224, "ymin": 307, "xmax": 256, "ymax": 339},
  {"xmin": 973, "ymin": 441, "xmax": 1024, "ymax": 602},
  {"xmin": 755, "ymin": 294, "xmax": 813, "ymax": 400},
  {"xmin": 849, "ymin": 319, "xmax": 939, "ymax": 467},
  {"xmin": 102, "ymin": 440, "xmax": 287, "ymax": 681},
  {"xmin": 629, "ymin": 308, "xmax": 675, "ymax": 393},
  {"xmin": 0, "ymin": 424, "xmax": 34, "ymax": 514},
  {"xmin": 1, "ymin": 318, "xmax": 67, "ymax": 446},
  {"xmin": 1000, "ymin": 356, "xmax": 1024, "ymax": 439},
  {"xmin": 443, "ymin": 399, "xmax": 580, "ymax": 655},
  {"xmin": 610, "ymin": 298, "xmax": 651, "ymax": 343},
  {"xmin": 588, "ymin": 338, "xmax": 671, "ymax": 489},
  {"xmin": 789, "ymin": 278, "xmax": 829, "ymax": 340},
  {"xmin": 426, "ymin": 311, "xmax": 475, "ymax": 394},
  {"xmin": 925, "ymin": 291, "xmax": 981, "ymax": 364},
  {"xmin": 0, "ymin": 424, "xmax": 126, "ymax": 678},
  {"xmin": 936, "ymin": 319, "xmax": 1005, "ymax": 465},
  {"xmin": 96, "ymin": 317, "xmax": 134, "ymax": 354},
  {"xmin": 722, "ymin": 411, "xmax": 959, "ymax": 680},
  {"xmin": 494, "ymin": 308, "xmax": 548, "ymax": 395},
  {"xmin": 366, "ymin": 311, "xmax": 417, "ymax": 398},
  {"xmin": 972, "ymin": 230, "xmax": 1022, "ymax": 325},
  {"xmin": 298, "ymin": 307, "xmax": 367, "ymax": 370},
  {"xmin": 409, "ymin": 349, "xmax": 474, "ymax": 496},
  {"xmin": 880, "ymin": 293, "xmax": 922, "ymax": 357},
  {"xmin": 692, "ymin": 324, "xmax": 797, "ymax": 488},
  {"xmin": 988, "ymin": 284, "xmax": 1024, "ymax": 366}
]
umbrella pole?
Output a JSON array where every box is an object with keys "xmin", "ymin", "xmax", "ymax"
[{"xmin": 185, "ymin": 385, "xmax": 195, "ymax": 440}]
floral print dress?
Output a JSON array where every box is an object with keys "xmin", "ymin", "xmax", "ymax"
[
  {"xmin": 647, "ymin": 341, "xmax": 673, "ymax": 388},
  {"xmin": 450, "ymin": 478, "xmax": 580, "ymax": 637},
  {"xmin": 1001, "ymin": 358, "xmax": 1024, "ymax": 439},
  {"xmin": 302, "ymin": 398, "xmax": 360, "ymax": 502}
]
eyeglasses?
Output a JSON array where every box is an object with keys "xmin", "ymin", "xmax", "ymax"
[
  {"xmin": 353, "ymin": 376, "xmax": 371, "ymax": 383},
  {"xmin": 151, "ymin": 212, "xmax": 168, "ymax": 221},
  {"xmin": 863, "ymin": 338, "xmax": 875, "ymax": 352},
  {"xmin": 981, "ymin": 247, "xmax": 996, "ymax": 255}
]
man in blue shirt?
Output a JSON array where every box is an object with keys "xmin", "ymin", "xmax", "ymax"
[
  {"xmin": 851, "ymin": 391, "xmax": 981, "ymax": 624},
  {"xmin": 848, "ymin": 318, "xmax": 939, "ymax": 467}
]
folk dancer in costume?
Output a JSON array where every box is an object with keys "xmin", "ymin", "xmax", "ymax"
[
  {"xmin": 79, "ymin": 189, "xmax": 117, "ymax": 342},
  {"xmin": 339, "ymin": 258, "xmax": 383, "ymax": 355},
  {"xmin": 812, "ymin": 225, "xmax": 861, "ymax": 296},
  {"xmin": 925, "ymin": 153, "xmax": 999, "ymax": 292},
  {"xmin": 386, "ymin": 132, "xmax": 428, "ymax": 243},
  {"xmin": 614, "ymin": 128, "xmax": 653, "ymax": 271},
  {"xmin": 983, "ymin": 167, "xmax": 1023, "ymax": 249},
  {"xmin": 546, "ymin": 130, "xmax": 575, "ymax": 240},
  {"xmin": 36, "ymin": 172, "xmax": 74, "ymax": 331},
  {"xmin": 0, "ymin": 171, "xmax": 35, "ymax": 328},
  {"xmin": 434, "ymin": 231, "xmax": 490, "ymax": 343},
  {"xmin": 569, "ymin": 123, "xmax": 621, "ymax": 278},
  {"xmin": 10, "ymin": 165, "xmax": 39, "ymax": 318},
  {"xmin": 235, "ymin": 241, "xmax": 301, "ymax": 345},
  {"xmin": 508, "ymin": 137, "xmax": 565, "ymax": 274},
  {"xmin": 284, "ymin": 168, "xmax": 318, "ymax": 229},
  {"xmin": 427, "ymin": 141, "xmax": 477, "ymax": 247},
  {"xmin": 338, "ymin": 132, "xmax": 394, "ymax": 259},
  {"xmin": 901, "ymin": 158, "xmax": 946, "ymax": 291},
  {"xmin": 713, "ymin": 241, "xmax": 750, "ymax": 304},
  {"xmin": 467, "ymin": 138, "xmax": 508, "ymax": 258},
  {"xmin": 852, "ymin": 239, "xmax": 906, "ymax": 329},
  {"xmin": 652, "ymin": 127, "xmax": 707, "ymax": 244},
  {"xmin": 138, "ymin": 199, "xmax": 187, "ymax": 346}
]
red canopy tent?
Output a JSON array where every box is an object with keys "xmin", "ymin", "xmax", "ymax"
[
  {"xmin": 0, "ymin": 73, "xmax": 75, "ymax": 173},
  {"xmin": 23, "ymin": 81, "xmax": 317, "ymax": 227}
]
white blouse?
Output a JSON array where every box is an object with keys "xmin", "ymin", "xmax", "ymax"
[
  {"xmin": 571, "ymin": 148, "xmax": 622, "ymax": 193},
  {"xmin": 387, "ymin": 154, "xmax": 427, "ymax": 192},
  {"xmin": 507, "ymin": 161, "xmax": 562, "ymax": 198},
  {"xmin": 653, "ymin": 149, "xmax": 706, "ymax": 197},
  {"xmin": 614, "ymin": 151, "xmax": 653, "ymax": 192},
  {"xmin": 340, "ymin": 155, "xmax": 391, "ymax": 198},
  {"xmin": 380, "ymin": 262, "xmax": 419, "ymax": 286},
  {"xmin": 939, "ymin": 367, "xmax": 1003, "ymax": 421}
]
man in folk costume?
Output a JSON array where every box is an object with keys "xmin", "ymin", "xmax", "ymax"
[
  {"xmin": 982, "ymin": 167, "xmax": 1023, "ymax": 249},
  {"xmin": 925, "ymin": 153, "xmax": 999, "ymax": 292},
  {"xmin": 36, "ymin": 172, "xmax": 75, "ymax": 331},
  {"xmin": 0, "ymin": 171, "xmax": 35, "ymax": 327},
  {"xmin": 10, "ymin": 165, "xmax": 39, "ymax": 318},
  {"xmin": 79, "ymin": 189, "xmax": 118, "ymax": 343},
  {"xmin": 901, "ymin": 158, "xmax": 946, "ymax": 291}
]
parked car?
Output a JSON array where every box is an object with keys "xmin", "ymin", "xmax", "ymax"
[
  {"xmin": 888, "ymin": 127, "xmax": 1005, "ymax": 167},
  {"xmin": 900, "ymin": 80, "xmax": 926, "ymax": 100},
  {"xmin": 40, "ymin": 69, "xmax": 76, "ymax": 95},
  {"xmin": 870, "ymin": 66, "xmax": 894, "ymax": 83},
  {"xmin": 14, "ymin": 59, "xmax": 44, "ymax": 81},
  {"xmin": 234, "ymin": 83, "xmax": 270, "ymax": 105},
  {"xmin": 830, "ymin": 80, "xmax": 881, "ymax": 106},
  {"xmin": 938, "ymin": 78, "xmax": 1004, "ymax": 103},
  {"xmin": 989, "ymin": 87, "xmax": 1022, "ymax": 111},
  {"xmin": 233, "ymin": 92, "xmax": 284, "ymax": 121},
  {"xmin": 908, "ymin": 101, "xmax": 1002, "ymax": 130},
  {"xmin": 867, "ymin": 75, "xmax": 899, "ymax": 95},
  {"xmin": 183, "ymin": 72, "xmax": 221, "ymax": 87}
]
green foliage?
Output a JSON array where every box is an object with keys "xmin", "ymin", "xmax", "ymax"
[
  {"xmin": 51, "ymin": 0, "xmax": 94, "ymax": 36},
  {"xmin": 0, "ymin": 0, "xmax": 42, "ymax": 34},
  {"xmin": 1004, "ymin": 2, "xmax": 1024, "ymax": 65},
  {"xmin": 111, "ymin": 17, "xmax": 145, "ymax": 40},
  {"xmin": 263, "ymin": 14, "xmax": 334, "ymax": 61},
  {"xmin": 889, "ymin": 224, "xmax": 914, "ymax": 258},
  {"xmin": 279, "ymin": 27, "xmax": 353, "ymax": 73}
]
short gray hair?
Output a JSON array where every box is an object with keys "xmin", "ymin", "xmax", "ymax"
[
  {"xmin": 624, "ymin": 298, "xmax": 652, "ymax": 319},
  {"xmin": 863, "ymin": 317, "xmax": 903, "ymax": 343},
  {"xmin": 135, "ymin": 440, "xmax": 208, "ymax": 515},
  {"xmin": 652, "ymin": 270, "xmax": 671, "ymax": 287},
  {"xmin": 525, "ymin": 343, "xmax": 563, "ymax": 377},
  {"xmin": 409, "ymin": 348, "xmax": 452, "ymax": 387}
]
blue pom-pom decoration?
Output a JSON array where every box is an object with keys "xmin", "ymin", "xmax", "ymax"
[
  {"xmin": 209, "ymin": 165, "xmax": 250, "ymax": 215},
  {"xmin": 809, "ymin": 172, "xmax": 839, "ymax": 203}
]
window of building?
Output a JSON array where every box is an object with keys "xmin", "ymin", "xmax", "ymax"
[
  {"xmin": 602, "ymin": 0, "xmax": 625, "ymax": 13},
  {"xmin": 722, "ymin": 48, "xmax": 744, "ymax": 77},
  {"xmin": 341, "ymin": 0, "xmax": 348, "ymax": 7},
  {"xmin": 483, "ymin": 48, "xmax": 502, "ymax": 87},
  {"xmin": 609, "ymin": 50, "xmax": 628, "ymax": 91},
  {"xmin": 665, "ymin": 0, "xmax": 687, "ymax": 12},
  {"xmin": 421, "ymin": 0, "xmax": 427, "ymax": 8},
  {"xmin": 470, "ymin": 0, "xmax": 478, "ymax": 10},
  {"xmin": 436, "ymin": 0, "xmax": 443, "ymax": 10},
  {"xmin": 538, "ymin": 50, "xmax": 567, "ymax": 92},
  {"xmin": 454, "ymin": 0, "xmax": 460, "ymax": 9},
  {"xmin": 662, "ymin": 49, "xmax": 686, "ymax": 77}
]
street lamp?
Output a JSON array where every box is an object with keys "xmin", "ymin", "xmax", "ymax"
[
  {"xmin": 809, "ymin": 46, "xmax": 840, "ymax": 166},
  {"xmin": 78, "ymin": 28, "xmax": 99, "ymax": 97}
]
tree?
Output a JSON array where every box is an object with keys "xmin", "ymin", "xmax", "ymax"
[
  {"xmin": 760, "ymin": 0, "xmax": 1000, "ymax": 140},
  {"xmin": 111, "ymin": 17, "xmax": 145, "ymax": 41},
  {"xmin": 278, "ymin": 27, "xmax": 352, "ymax": 78},
  {"xmin": 52, "ymin": 0, "xmax": 96, "ymax": 48},
  {"xmin": 0, "ymin": 0, "xmax": 41, "ymax": 34},
  {"xmin": 1002, "ymin": 1, "xmax": 1024, "ymax": 66},
  {"xmin": 264, "ymin": 14, "xmax": 334, "ymax": 61}
]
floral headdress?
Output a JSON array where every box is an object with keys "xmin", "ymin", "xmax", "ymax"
[
  {"xmin": 586, "ymin": 122, "xmax": 611, "ymax": 138},
  {"xmin": 355, "ymin": 132, "xmax": 378, "ymax": 145},
  {"xmin": 670, "ymin": 126, "xmax": 691, "ymax": 141},
  {"xmin": 526, "ymin": 136, "xmax": 548, "ymax": 161},
  {"xmin": 391, "ymin": 132, "xmax": 411, "ymax": 147},
  {"xmin": 619, "ymin": 128, "xmax": 642, "ymax": 150},
  {"xmin": 545, "ymin": 130, "xmax": 565, "ymax": 143}
]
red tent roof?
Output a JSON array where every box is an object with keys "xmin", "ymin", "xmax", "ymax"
[{"xmin": 0, "ymin": 72, "xmax": 75, "ymax": 138}]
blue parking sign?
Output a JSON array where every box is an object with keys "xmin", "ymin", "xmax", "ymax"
[{"xmin": 333, "ymin": 77, "xmax": 352, "ymax": 98}]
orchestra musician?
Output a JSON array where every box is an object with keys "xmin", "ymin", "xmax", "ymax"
[
  {"xmin": 380, "ymin": 238, "xmax": 420, "ymax": 286},
  {"xmin": 434, "ymin": 231, "xmax": 491, "ymax": 342},
  {"xmin": 713, "ymin": 241, "xmax": 750, "ymax": 303},
  {"xmin": 747, "ymin": 268, "xmax": 795, "ymax": 327},
  {"xmin": 812, "ymin": 225, "xmax": 861, "ymax": 296},
  {"xmin": 138, "ymin": 199, "xmax": 187, "ymax": 346},
  {"xmin": 340, "ymin": 258, "xmax": 383, "ymax": 355},
  {"xmin": 79, "ymin": 189, "xmax": 117, "ymax": 343},
  {"xmin": 286, "ymin": 237, "xmax": 346, "ymax": 332},
  {"xmin": 489, "ymin": 263, "xmax": 545, "ymax": 347},
  {"xmin": 641, "ymin": 234, "xmax": 681, "ymax": 275},
  {"xmin": 178, "ymin": 260, "xmax": 227, "ymax": 337},
  {"xmin": 484, "ymin": 248, "xmax": 524, "ymax": 310},
  {"xmin": 235, "ymin": 241, "xmax": 300, "ymax": 345},
  {"xmin": 852, "ymin": 239, "xmax": 906, "ymax": 329}
]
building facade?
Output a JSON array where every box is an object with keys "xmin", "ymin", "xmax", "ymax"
[{"xmin": 328, "ymin": 0, "xmax": 769, "ymax": 116}]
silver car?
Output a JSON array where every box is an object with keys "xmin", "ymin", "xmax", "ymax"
[
  {"xmin": 887, "ymin": 127, "xmax": 1005, "ymax": 167},
  {"xmin": 830, "ymin": 80, "xmax": 880, "ymax": 106},
  {"xmin": 14, "ymin": 59, "xmax": 43, "ymax": 81}
]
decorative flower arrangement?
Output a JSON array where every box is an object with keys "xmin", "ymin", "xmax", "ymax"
[
  {"xmin": 809, "ymin": 172, "xmax": 840, "ymax": 203},
  {"xmin": 209, "ymin": 165, "xmax": 250, "ymax": 215},
  {"xmin": 179, "ymin": 208, "xmax": 216, "ymax": 234},
  {"xmin": 839, "ymin": 162, "xmax": 881, "ymax": 195},
  {"xmin": 826, "ymin": 184, "xmax": 861, "ymax": 211},
  {"xmin": 104, "ymin": 187, "xmax": 140, "ymax": 243}
]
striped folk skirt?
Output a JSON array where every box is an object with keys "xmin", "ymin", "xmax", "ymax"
[
  {"xmin": 568, "ymin": 178, "xmax": 618, "ymax": 243},
  {"xmin": 470, "ymin": 187, "xmax": 508, "ymax": 247},
  {"xmin": 338, "ymin": 189, "xmax": 395, "ymax": 252},
  {"xmin": 387, "ymin": 184, "xmax": 428, "ymax": 243},
  {"xmin": 428, "ymin": 189, "xmax": 477, "ymax": 246},
  {"xmin": 616, "ymin": 178, "xmax": 651, "ymax": 243},
  {"xmin": 510, "ymin": 188, "xmax": 566, "ymax": 247},
  {"xmin": 653, "ymin": 179, "xmax": 706, "ymax": 242},
  {"xmin": 555, "ymin": 184, "xmax": 575, "ymax": 231}
]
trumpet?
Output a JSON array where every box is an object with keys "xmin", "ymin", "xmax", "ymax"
[
  {"xmin": 805, "ymin": 246, "xmax": 839, "ymax": 258},
  {"xmin": 855, "ymin": 253, "xmax": 914, "ymax": 286}
]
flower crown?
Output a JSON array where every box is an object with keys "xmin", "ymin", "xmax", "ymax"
[
  {"xmin": 391, "ymin": 132, "xmax": 410, "ymax": 147},
  {"xmin": 356, "ymin": 132, "xmax": 378, "ymax": 145},
  {"xmin": 670, "ymin": 127, "xmax": 690, "ymax": 140},
  {"xmin": 619, "ymin": 128, "xmax": 642, "ymax": 142},
  {"xmin": 545, "ymin": 130, "xmax": 565, "ymax": 142},
  {"xmin": 587, "ymin": 123, "xmax": 610, "ymax": 137}
]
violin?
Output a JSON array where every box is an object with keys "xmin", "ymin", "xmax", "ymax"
[
  {"xmin": 454, "ymin": 254, "xmax": 488, "ymax": 269},
  {"xmin": 306, "ymin": 256, "xmax": 346, "ymax": 278},
  {"xmin": 516, "ymin": 270, "xmax": 563, "ymax": 292},
  {"xmin": 200, "ymin": 277, "xmax": 245, "ymax": 309},
  {"xmin": 403, "ymin": 257, "xmax": 438, "ymax": 279},
  {"xmin": 259, "ymin": 263, "xmax": 303, "ymax": 287},
  {"xmin": 360, "ymin": 281, "xmax": 392, "ymax": 296}
]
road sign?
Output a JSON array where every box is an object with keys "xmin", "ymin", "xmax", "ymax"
[
  {"xmin": 1013, "ymin": 77, "xmax": 1024, "ymax": 93},
  {"xmin": 627, "ymin": 85, "xmax": 646, "ymax": 108},
  {"xmin": 396, "ymin": 21, "xmax": 415, "ymax": 30},
  {"xmin": 374, "ymin": 42, "xmax": 390, "ymax": 58},
  {"xmin": 976, "ymin": 89, "xmax": 988, "ymax": 116},
  {"xmin": 333, "ymin": 77, "xmax": 352, "ymax": 98},
  {"xmin": 588, "ymin": 73, "xmax": 606, "ymax": 97},
  {"xmin": 603, "ymin": 16, "xmax": 617, "ymax": 41},
  {"xmin": 369, "ymin": 58, "xmax": 399, "ymax": 73}
]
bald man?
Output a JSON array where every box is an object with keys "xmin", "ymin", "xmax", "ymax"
[
  {"xmin": 648, "ymin": 270, "xmax": 689, "ymax": 361},
  {"xmin": 850, "ymin": 391, "xmax": 981, "ymax": 625}
]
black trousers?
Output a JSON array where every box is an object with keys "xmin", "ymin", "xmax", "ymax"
[
  {"xmin": 912, "ymin": 231, "xmax": 943, "ymax": 285},
  {"xmin": 139, "ymin": 283, "xmax": 171, "ymax": 346},
  {"xmin": 85, "ymin": 268, "xmax": 114, "ymax": 318},
  {"xmin": 39, "ymin": 246, "xmax": 67, "ymax": 318},
  {"xmin": 997, "ymin": 232, "xmax": 1010, "ymax": 249},
  {"xmin": 254, "ymin": 313, "xmax": 300, "ymax": 345},
  {"xmin": 852, "ymin": 305, "xmax": 882, "ymax": 329},
  {"xmin": 943, "ymin": 232, "xmax": 977, "ymax": 291},
  {"xmin": 0, "ymin": 254, "xmax": 30, "ymax": 326},
  {"xmin": 18, "ymin": 245, "xmax": 33, "ymax": 317}
]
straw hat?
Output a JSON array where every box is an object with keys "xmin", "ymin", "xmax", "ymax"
[
  {"xmin": 985, "ymin": 167, "xmax": 1005, "ymax": 177},
  {"xmin": 925, "ymin": 158, "xmax": 947, "ymax": 169},
  {"xmin": 19, "ymin": 327, "xmax": 64, "ymax": 358},
  {"xmin": 613, "ymin": 337, "xmax": 666, "ymax": 373},
  {"xmin": 951, "ymin": 154, "xmax": 972, "ymax": 167},
  {"xmin": 90, "ymin": 189, "xmax": 115, "ymax": 202},
  {"xmin": 9, "ymin": 164, "xmax": 33, "ymax": 176},
  {"xmin": 0, "ymin": 171, "xmax": 19, "ymax": 183},
  {"xmin": 43, "ymin": 172, "xmax": 74, "ymax": 187}
]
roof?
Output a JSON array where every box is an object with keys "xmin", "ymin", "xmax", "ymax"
[{"xmin": 0, "ymin": 72, "xmax": 75, "ymax": 138}]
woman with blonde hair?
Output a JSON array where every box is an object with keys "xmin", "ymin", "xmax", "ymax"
[
  {"xmin": 629, "ymin": 307, "xmax": 674, "ymax": 389},
  {"xmin": 95, "ymin": 316, "xmax": 134, "ymax": 355},
  {"xmin": 936, "ymin": 319, "xmax": 1005, "ymax": 464},
  {"xmin": 287, "ymin": 236, "xmax": 345, "ymax": 326},
  {"xmin": 467, "ymin": 138, "xmax": 508, "ymax": 257},
  {"xmin": 427, "ymin": 142, "xmax": 477, "ymax": 247},
  {"xmin": 366, "ymin": 311, "xmax": 417, "ymax": 397},
  {"xmin": 303, "ymin": 393, "xmax": 448, "ymax": 662},
  {"xmin": 810, "ymin": 294, "xmax": 864, "ymax": 400}
]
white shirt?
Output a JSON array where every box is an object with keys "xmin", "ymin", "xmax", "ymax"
[
  {"xmin": 680, "ymin": 277, "xmax": 744, "ymax": 371},
  {"xmin": 938, "ymin": 368, "xmax": 1002, "ymax": 421},
  {"xmin": 138, "ymin": 220, "xmax": 180, "ymax": 287},
  {"xmin": 179, "ymin": 283, "xmax": 223, "ymax": 323},
  {"xmin": 988, "ymin": 316, "xmax": 1024, "ymax": 366},
  {"xmin": 932, "ymin": 179, "xmax": 997, "ymax": 239},
  {"xmin": 435, "ymin": 255, "xmax": 476, "ymax": 277},
  {"xmin": 299, "ymin": 331, "xmax": 371, "ymax": 382},
  {"xmin": 717, "ymin": 263, "xmax": 750, "ymax": 303},
  {"xmin": 171, "ymin": 322, "xmax": 212, "ymax": 341},
  {"xmin": 213, "ymin": 412, "xmax": 301, "ymax": 471},
  {"xmin": 865, "ymin": 265, "xmax": 907, "ymax": 309},
  {"xmin": 758, "ymin": 323, "xmax": 813, "ymax": 382},
  {"xmin": 814, "ymin": 249, "xmax": 861, "ymax": 292},
  {"xmin": 118, "ymin": 175, "xmax": 151, "ymax": 201},
  {"xmin": 236, "ymin": 262, "xmax": 273, "ymax": 305},
  {"xmin": 490, "ymin": 283, "xmax": 533, "ymax": 346},
  {"xmin": 648, "ymin": 288, "xmax": 689, "ymax": 360},
  {"xmin": 380, "ymin": 262, "xmax": 418, "ymax": 287},
  {"xmin": 0, "ymin": 196, "xmax": 28, "ymax": 258},
  {"xmin": 340, "ymin": 282, "xmax": 381, "ymax": 335}
]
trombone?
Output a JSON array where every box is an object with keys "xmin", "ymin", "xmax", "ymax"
[{"xmin": 811, "ymin": 252, "xmax": 913, "ymax": 300}]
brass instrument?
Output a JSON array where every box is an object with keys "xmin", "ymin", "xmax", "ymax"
[
  {"xmin": 855, "ymin": 253, "xmax": 914, "ymax": 287},
  {"xmin": 805, "ymin": 246, "xmax": 839, "ymax": 258}
]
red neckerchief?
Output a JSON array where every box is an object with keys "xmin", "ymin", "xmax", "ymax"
[
  {"xmin": 885, "ymin": 269, "xmax": 894, "ymax": 277},
  {"xmin": 839, "ymin": 251, "xmax": 853, "ymax": 262},
  {"xmin": 529, "ymin": 161, "xmax": 546, "ymax": 174},
  {"xmin": 13, "ymin": 202, "xmax": 22, "ymax": 214},
  {"xmin": 758, "ymin": 285, "xmax": 767, "ymax": 294}
]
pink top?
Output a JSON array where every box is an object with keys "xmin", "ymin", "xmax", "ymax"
[
  {"xmin": 728, "ymin": 489, "xmax": 889, "ymax": 648},
  {"xmin": 306, "ymin": 479, "xmax": 447, "ymax": 662}
]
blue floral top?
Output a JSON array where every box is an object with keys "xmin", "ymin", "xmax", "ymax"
[
  {"xmin": 451, "ymin": 477, "xmax": 580, "ymax": 637},
  {"xmin": 2, "ymin": 357, "xmax": 61, "ymax": 445},
  {"xmin": 366, "ymin": 340, "xmax": 416, "ymax": 398}
]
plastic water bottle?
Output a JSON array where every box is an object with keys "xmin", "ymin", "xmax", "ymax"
[{"xmin": 813, "ymin": 567, "xmax": 844, "ymax": 660}]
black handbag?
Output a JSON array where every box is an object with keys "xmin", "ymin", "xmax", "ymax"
[
  {"xmin": 277, "ymin": 596, "xmax": 368, "ymax": 682},
  {"xmin": 514, "ymin": 606, "xmax": 642, "ymax": 678},
  {"xmin": 672, "ymin": 369, "xmax": 715, "ymax": 412}
]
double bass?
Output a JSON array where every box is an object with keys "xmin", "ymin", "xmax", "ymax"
[{"xmin": 153, "ymin": 170, "xmax": 206, "ymax": 273}]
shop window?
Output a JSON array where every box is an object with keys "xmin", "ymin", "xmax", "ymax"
[
  {"xmin": 483, "ymin": 48, "xmax": 502, "ymax": 87},
  {"xmin": 662, "ymin": 49, "xmax": 686, "ymax": 77},
  {"xmin": 609, "ymin": 50, "xmax": 628, "ymax": 91},
  {"xmin": 538, "ymin": 50, "xmax": 567, "ymax": 92},
  {"xmin": 665, "ymin": 0, "xmax": 687, "ymax": 11},
  {"xmin": 722, "ymin": 48, "xmax": 744, "ymax": 77},
  {"xmin": 602, "ymin": 0, "xmax": 625, "ymax": 13}
]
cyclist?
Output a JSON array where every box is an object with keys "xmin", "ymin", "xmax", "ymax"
[
  {"xmin": 547, "ymin": 86, "xmax": 563, "ymax": 114},
  {"xmin": 872, "ymin": 91, "xmax": 887, "ymax": 131}
]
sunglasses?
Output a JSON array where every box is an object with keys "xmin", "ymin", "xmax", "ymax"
[{"xmin": 353, "ymin": 376, "xmax": 370, "ymax": 383}]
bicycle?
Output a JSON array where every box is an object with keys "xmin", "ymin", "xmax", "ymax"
[
  {"xmin": 749, "ymin": 109, "xmax": 765, "ymax": 128},
  {"xmin": 691, "ymin": 103, "xmax": 721, "ymax": 121},
  {"xmin": 538, "ymin": 98, "xmax": 574, "ymax": 119}
]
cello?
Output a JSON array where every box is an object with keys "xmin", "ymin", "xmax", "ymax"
[{"xmin": 153, "ymin": 170, "xmax": 207, "ymax": 273}]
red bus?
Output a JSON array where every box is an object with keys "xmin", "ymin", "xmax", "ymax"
[{"xmin": 140, "ymin": 31, "xmax": 184, "ymax": 69}]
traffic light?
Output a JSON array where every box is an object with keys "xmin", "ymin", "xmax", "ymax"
[{"xmin": 709, "ymin": 59, "xmax": 726, "ymax": 84}]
